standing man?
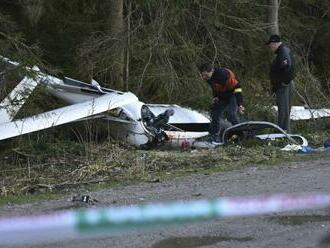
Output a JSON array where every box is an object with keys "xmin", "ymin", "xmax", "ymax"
[
  {"xmin": 199, "ymin": 63, "xmax": 244, "ymax": 144},
  {"xmin": 266, "ymin": 34, "xmax": 295, "ymax": 131}
]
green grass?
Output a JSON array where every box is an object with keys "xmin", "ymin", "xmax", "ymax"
[
  {"xmin": 0, "ymin": 192, "xmax": 63, "ymax": 206},
  {"xmin": 0, "ymin": 129, "xmax": 329, "ymax": 206}
]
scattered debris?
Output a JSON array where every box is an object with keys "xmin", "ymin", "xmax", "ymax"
[
  {"xmin": 147, "ymin": 178, "xmax": 161, "ymax": 183},
  {"xmin": 273, "ymin": 106, "xmax": 330, "ymax": 120},
  {"xmin": 71, "ymin": 195, "xmax": 98, "ymax": 204},
  {"xmin": 1, "ymin": 57, "xmax": 324, "ymax": 151}
]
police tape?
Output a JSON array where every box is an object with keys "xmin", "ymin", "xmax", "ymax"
[{"xmin": 1, "ymin": 193, "xmax": 330, "ymax": 245}]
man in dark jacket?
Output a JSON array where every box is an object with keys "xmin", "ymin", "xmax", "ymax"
[
  {"xmin": 199, "ymin": 63, "xmax": 244, "ymax": 144},
  {"xmin": 266, "ymin": 34, "xmax": 295, "ymax": 131}
]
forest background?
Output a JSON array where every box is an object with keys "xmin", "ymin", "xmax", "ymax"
[
  {"xmin": 0, "ymin": 0, "xmax": 330, "ymax": 196},
  {"xmin": 1, "ymin": 0, "xmax": 329, "ymax": 111}
]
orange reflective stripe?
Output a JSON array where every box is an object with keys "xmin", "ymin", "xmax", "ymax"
[{"xmin": 211, "ymin": 68, "xmax": 239, "ymax": 94}]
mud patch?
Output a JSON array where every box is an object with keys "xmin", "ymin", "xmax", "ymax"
[
  {"xmin": 47, "ymin": 204, "xmax": 87, "ymax": 212},
  {"xmin": 319, "ymin": 233, "xmax": 330, "ymax": 247},
  {"xmin": 151, "ymin": 235, "xmax": 253, "ymax": 248},
  {"xmin": 269, "ymin": 215, "xmax": 330, "ymax": 226}
]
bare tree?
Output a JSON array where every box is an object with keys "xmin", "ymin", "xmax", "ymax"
[
  {"xmin": 267, "ymin": 0, "xmax": 279, "ymax": 35},
  {"xmin": 124, "ymin": 0, "xmax": 131, "ymax": 91},
  {"xmin": 19, "ymin": 0, "xmax": 44, "ymax": 26}
]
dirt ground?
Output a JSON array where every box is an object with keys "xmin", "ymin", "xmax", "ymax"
[{"xmin": 1, "ymin": 155, "xmax": 330, "ymax": 248}]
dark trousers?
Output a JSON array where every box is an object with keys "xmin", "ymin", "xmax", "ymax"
[
  {"xmin": 275, "ymin": 81, "xmax": 294, "ymax": 132},
  {"xmin": 209, "ymin": 96, "xmax": 239, "ymax": 138}
]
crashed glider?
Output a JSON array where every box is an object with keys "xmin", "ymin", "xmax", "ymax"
[{"xmin": 0, "ymin": 57, "xmax": 210, "ymax": 148}]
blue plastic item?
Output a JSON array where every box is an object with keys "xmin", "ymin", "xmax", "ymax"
[
  {"xmin": 298, "ymin": 146, "xmax": 318, "ymax": 153},
  {"xmin": 324, "ymin": 138, "xmax": 330, "ymax": 148}
]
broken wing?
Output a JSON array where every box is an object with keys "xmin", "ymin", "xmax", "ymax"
[{"xmin": 0, "ymin": 92, "xmax": 138, "ymax": 141}]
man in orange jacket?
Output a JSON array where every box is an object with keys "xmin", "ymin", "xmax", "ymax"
[{"xmin": 199, "ymin": 63, "xmax": 244, "ymax": 144}]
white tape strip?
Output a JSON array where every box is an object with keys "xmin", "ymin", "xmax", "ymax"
[{"xmin": 1, "ymin": 193, "xmax": 330, "ymax": 245}]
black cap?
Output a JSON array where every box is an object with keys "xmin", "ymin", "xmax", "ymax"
[{"xmin": 266, "ymin": 34, "xmax": 281, "ymax": 45}]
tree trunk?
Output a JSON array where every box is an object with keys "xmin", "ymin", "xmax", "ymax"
[
  {"xmin": 103, "ymin": 0, "xmax": 124, "ymax": 88},
  {"xmin": 124, "ymin": 0, "xmax": 131, "ymax": 91},
  {"xmin": 267, "ymin": 0, "xmax": 279, "ymax": 35}
]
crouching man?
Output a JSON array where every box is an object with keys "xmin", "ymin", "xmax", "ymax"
[{"xmin": 199, "ymin": 63, "xmax": 244, "ymax": 144}]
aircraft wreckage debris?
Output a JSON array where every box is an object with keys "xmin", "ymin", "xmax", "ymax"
[{"xmin": 1, "ymin": 56, "xmax": 328, "ymax": 149}]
